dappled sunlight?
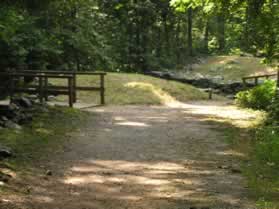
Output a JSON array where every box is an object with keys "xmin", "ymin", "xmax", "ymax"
[
  {"xmin": 218, "ymin": 56, "xmax": 236, "ymax": 64},
  {"xmin": 125, "ymin": 82, "xmax": 178, "ymax": 105},
  {"xmin": 114, "ymin": 116, "xmax": 126, "ymax": 121},
  {"xmin": 115, "ymin": 121, "xmax": 150, "ymax": 127},
  {"xmin": 32, "ymin": 195, "xmax": 54, "ymax": 203},
  {"xmin": 167, "ymin": 102, "xmax": 262, "ymax": 128},
  {"xmin": 113, "ymin": 115, "xmax": 151, "ymax": 127},
  {"xmin": 1, "ymin": 103, "xmax": 259, "ymax": 209},
  {"xmin": 58, "ymin": 159, "xmax": 246, "ymax": 206},
  {"xmin": 215, "ymin": 150, "xmax": 246, "ymax": 158}
]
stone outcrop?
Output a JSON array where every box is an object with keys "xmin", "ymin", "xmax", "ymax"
[
  {"xmin": 145, "ymin": 71, "xmax": 255, "ymax": 96},
  {"xmin": 0, "ymin": 97, "xmax": 35, "ymax": 130}
]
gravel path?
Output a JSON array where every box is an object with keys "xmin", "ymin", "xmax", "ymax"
[{"xmin": 2, "ymin": 102, "xmax": 258, "ymax": 209}]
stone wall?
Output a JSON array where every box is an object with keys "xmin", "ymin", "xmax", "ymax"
[{"xmin": 145, "ymin": 71, "xmax": 255, "ymax": 96}]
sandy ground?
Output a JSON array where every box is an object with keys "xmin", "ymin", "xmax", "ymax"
[{"xmin": 1, "ymin": 101, "xmax": 259, "ymax": 209}]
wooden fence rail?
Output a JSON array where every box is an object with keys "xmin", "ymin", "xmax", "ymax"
[
  {"xmin": 17, "ymin": 70, "xmax": 106, "ymax": 105},
  {"xmin": 242, "ymin": 72, "xmax": 278, "ymax": 87},
  {"xmin": 0, "ymin": 72, "xmax": 75, "ymax": 107},
  {"xmin": 0, "ymin": 70, "xmax": 107, "ymax": 107}
]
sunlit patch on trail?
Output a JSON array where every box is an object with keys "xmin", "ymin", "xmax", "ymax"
[
  {"xmin": 216, "ymin": 150, "xmax": 246, "ymax": 158},
  {"xmin": 125, "ymin": 82, "xmax": 261, "ymax": 128},
  {"xmin": 33, "ymin": 196, "xmax": 54, "ymax": 203},
  {"xmin": 115, "ymin": 121, "xmax": 150, "ymax": 127},
  {"xmin": 125, "ymin": 82, "xmax": 178, "ymax": 105},
  {"xmin": 61, "ymin": 159, "xmax": 244, "ymax": 206},
  {"xmin": 179, "ymin": 102, "xmax": 263, "ymax": 128}
]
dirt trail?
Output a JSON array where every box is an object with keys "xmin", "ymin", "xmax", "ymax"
[{"xmin": 3, "ymin": 101, "xmax": 258, "ymax": 209}]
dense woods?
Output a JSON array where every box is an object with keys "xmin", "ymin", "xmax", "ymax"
[{"xmin": 0, "ymin": 0, "xmax": 278, "ymax": 74}]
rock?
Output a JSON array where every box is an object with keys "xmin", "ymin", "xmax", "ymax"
[
  {"xmin": 0, "ymin": 104, "xmax": 20, "ymax": 119},
  {"xmin": 27, "ymin": 95, "xmax": 38, "ymax": 100},
  {"xmin": 209, "ymin": 67, "xmax": 218, "ymax": 72},
  {"xmin": 23, "ymin": 113, "xmax": 33, "ymax": 122},
  {"xmin": 47, "ymin": 95, "xmax": 56, "ymax": 101},
  {"xmin": 162, "ymin": 72, "xmax": 172, "ymax": 79},
  {"xmin": 226, "ymin": 95, "xmax": 235, "ymax": 100},
  {"xmin": 0, "ymin": 146, "xmax": 13, "ymax": 158},
  {"xmin": 25, "ymin": 186, "xmax": 32, "ymax": 194},
  {"xmin": 267, "ymin": 162, "xmax": 275, "ymax": 167},
  {"xmin": 0, "ymin": 172, "xmax": 12, "ymax": 183},
  {"xmin": 231, "ymin": 167, "xmax": 242, "ymax": 174},
  {"xmin": 212, "ymin": 75, "xmax": 224, "ymax": 83},
  {"xmin": 226, "ymin": 60, "xmax": 240, "ymax": 65},
  {"xmin": 146, "ymin": 70, "xmax": 256, "ymax": 97},
  {"xmin": 194, "ymin": 73, "xmax": 205, "ymax": 79},
  {"xmin": 46, "ymin": 170, "xmax": 52, "ymax": 176},
  {"xmin": 218, "ymin": 165, "xmax": 231, "ymax": 170},
  {"xmin": 0, "ymin": 116, "xmax": 8, "ymax": 122},
  {"xmin": 4, "ymin": 120, "xmax": 22, "ymax": 130},
  {"xmin": 12, "ymin": 97, "xmax": 33, "ymax": 108},
  {"xmin": 8, "ymin": 103, "xmax": 20, "ymax": 112}
]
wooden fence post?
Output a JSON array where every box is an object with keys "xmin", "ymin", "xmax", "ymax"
[
  {"xmin": 68, "ymin": 77, "xmax": 74, "ymax": 107},
  {"xmin": 39, "ymin": 77, "xmax": 43, "ymax": 104},
  {"xmin": 44, "ymin": 77, "xmax": 48, "ymax": 101},
  {"xmin": 73, "ymin": 73, "xmax": 77, "ymax": 103},
  {"xmin": 9, "ymin": 74, "xmax": 15, "ymax": 100},
  {"xmin": 208, "ymin": 88, "xmax": 213, "ymax": 100},
  {"xmin": 242, "ymin": 78, "xmax": 247, "ymax": 89},
  {"xmin": 100, "ymin": 74, "xmax": 105, "ymax": 105},
  {"xmin": 255, "ymin": 77, "xmax": 258, "ymax": 85}
]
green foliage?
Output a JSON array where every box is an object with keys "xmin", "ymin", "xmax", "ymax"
[
  {"xmin": 0, "ymin": 0, "xmax": 278, "ymax": 74},
  {"xmin": 268, "ymin": 93, "xmax": 279, "ymax": 124},
  {"xmin": 236, "ymin": 80, "xmax": 276, "ymax": 110},
  {"xmin": 255, "ymin": 126, "xmax": 279, "ymax": 166}
]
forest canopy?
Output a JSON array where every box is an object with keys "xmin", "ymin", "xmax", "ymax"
[{"xmin": 0, "ymin": 0, "xmax": 278, "ymax": 72}]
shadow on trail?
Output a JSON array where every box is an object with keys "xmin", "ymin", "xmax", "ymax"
[{"xmin": 5, "ymin": 102, "xmax": 258, "ymax": 209}]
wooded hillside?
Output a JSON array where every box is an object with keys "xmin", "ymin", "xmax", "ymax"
[{"xmin": 0, "ymin": 0, "xmax": 278, "ymax": 74}]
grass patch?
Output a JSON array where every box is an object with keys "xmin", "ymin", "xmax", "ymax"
[
  {"xmin": 214, "ymin": 120, "xmax": 279, "ymax": 209},
  {"xmin": 203, "ymin": 108, "xmax": 278, "ymax": 209},
  {"xmin": 0, "ymin": 106, "xmax": 89, "ymax": 170},
  {"xmin": 51, "ymin": 73, "xmax": 223, "ymax": 105}
]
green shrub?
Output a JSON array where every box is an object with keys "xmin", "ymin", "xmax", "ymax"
[
  {"xmin": 268, "ymin": 94, "xmax": 279, "ymax": 123},
  {"xmin": 236, "ymin": 80, "xmax": 276, "ymax": 110}
]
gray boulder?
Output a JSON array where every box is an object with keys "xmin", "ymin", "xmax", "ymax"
[
  {"xmin": 0, "ymin": 145, "xmax": 13, "ymax": 159},
  {"xmin": 4, "ymin": 120, "xmax": 22, "ymax": 130},
  {"xmin": 12, "ymin": 97, "xmax": 33, "ymax": 108}
]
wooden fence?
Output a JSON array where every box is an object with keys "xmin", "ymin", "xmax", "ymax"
[
  {"xmin": 0, "ymin": 71, "xmax": 106, "ymax": 107},
  {"xmin": 242, "ymin": 72, "xmax": 278, "ymax": 87}
]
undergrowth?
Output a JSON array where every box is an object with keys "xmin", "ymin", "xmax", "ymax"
[
  {"xmin": 0, "ymin": 105, "xmax": 89, "ymax": 169},
  {"xmin": 234, "ymin": 84, "xmax": 279, "ymax": 208}
]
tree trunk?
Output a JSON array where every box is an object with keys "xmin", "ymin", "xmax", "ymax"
[
  {"xmin": 203, "ymin": 20, "xmax": 209, "ymax": 53},
  {"xmin": 157, "ymin": 24, "xmax": 161, "ymax": 58},
  {"xmin": 176, "ymin": 17, "xmax": 181, "ymax": 63},
  {"xmin": 134, "ymin": 0, "xmax": 142, "ymax": 71},
  {"xmin": 163, "ymin": 12, "xmax": 170, "ymax": 56},
  {"xmin": 217, "ymin": 13, "xmax": 225, "ymax": 51},
  {"xmin": 187, "ymin": 7, "xmax": 193, "ymax": 56}
]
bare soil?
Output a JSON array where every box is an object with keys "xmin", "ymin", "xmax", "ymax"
[{"xmin": 1, "ymin": 102, "xmax": 258, "ymax": 209}]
